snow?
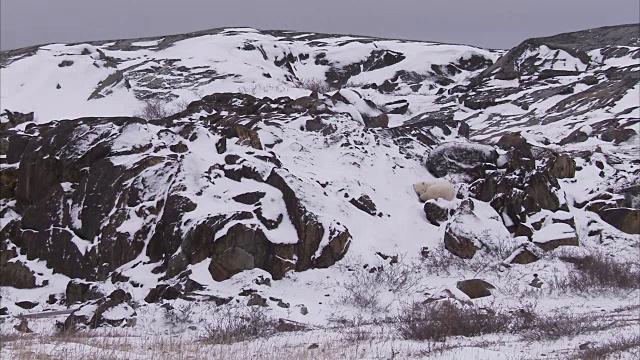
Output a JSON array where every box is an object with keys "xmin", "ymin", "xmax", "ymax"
[{"xmin": 532, "ymin": 223, "xmax": 576, "ymax": 244}]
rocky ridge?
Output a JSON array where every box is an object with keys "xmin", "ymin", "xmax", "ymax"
[{"xmin": 0, "ymin": 24, "xmax": 638, "ymax": 329}]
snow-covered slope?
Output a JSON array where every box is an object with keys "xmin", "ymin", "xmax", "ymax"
[{"xmin": 1, "ymin": 24, "xmax": 639, "ymax": 359}]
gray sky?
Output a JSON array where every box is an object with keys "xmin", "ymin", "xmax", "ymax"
[{"xmin": 1, "ymin": 0, "xmax": 639, "ymax": 50}]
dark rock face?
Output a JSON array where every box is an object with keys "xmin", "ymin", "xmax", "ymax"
[
  {"xmin": 0, "ymin": 260, "xmax": 37, "ymax": 288},
  {"xmin": 443, "ymin": 200, "xmax": 483, "ymax": 259},
  {"xmin": 598, "ymin": 208, "xmax": 640, "ymax": 234},
  {"xmin": 600, "ymin": 128, "xmax": 637, "ymax": 144},
  {"xmin": 0, "ymin": 93, "xmax": 354, "ymax": 291},
  {"xmin": 471, "ymin": 143, "xmax": 569, "ymax": 230},
  {"xmin": 1, "ymin": 110, "xmax": 34, "ymax": 128},
  {"xmin": 66, "ymin": 280, "xmax": 104, "ymax": 304},
  {"xmin": 456, "ymin": 279, "xmax": 495, "ymax": 299},
  {"xmin": 15, "ymin": 300, "xmax": 38, "ymax": 309},
  {"xmin": 548, "ymin": 153, "xmax": 576, "ymax": 179},
  {"xmin": 426, "ymin": 142, "xmax": 498, "ymax": 179},
  {"xmin": 349, "ymin": 194, "xmax": 378, "ymax": 216},
  {"xmin": 423, "ymin": 199, "xmax": 453, "ymax": 226},
  {"xmin": 233, "ymin": 191, "xmax": 266, "ymax": 205}
]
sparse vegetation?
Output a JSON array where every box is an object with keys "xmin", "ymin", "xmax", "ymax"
[
  {"xmin": 395, "ymin": 301, "xmax": 513, "ymax": 341},
  {"xmin": 297, "ymin": 78, "xmax": 333, "ymax": 93},
  {"xmin": 528, "ymin": 309, "xmax": 611, "ymax": 341},
  {"xmin": 552, "ymin": 252, "xmax": 640, "ymax": 293},
  {"xmin": 571, "ymin": 334, "xmax": 640, "ymax": 360},
  {"xmin": 134, "ymin": 98, "xmax": 191, "ymax": 120},
  {"xmin": 202, "ymin": 305, "xmax": 277, "ymax": 345},
  {"xmin": 395, "ymin": 300, "xmax": 620, "ymax": 343},
  {"xmin": 338, "ymin": 258, "xmax": 420, "ymax": 312}
]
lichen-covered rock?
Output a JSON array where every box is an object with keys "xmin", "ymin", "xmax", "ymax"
[{"xmin": 426, "ymin": 142, "xmax": 498, "ymax": 179}]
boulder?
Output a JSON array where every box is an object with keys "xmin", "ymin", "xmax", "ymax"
[
  {"xmin": 548, "ymin": 154, "xmax": 576, "ymax": 179},
  {"xmin": 505, "ymin": 245, "xmax": 541, "ymax": 264},
  {"xmin": 423, "ymin": 199, "xmax": 454, "ymax": 226},
  {"xmin": 532, "ymin": 223, "xmax": 579, "ymax": 251},
  {"xmin": 598, "ymin": 208, "xmax": 640, "ymax": 234},
  {"xmin": 600, "ymin": 128, "xmax": 637, "ymax": 144},
  {"xmin": 363, "ymin": 113, "xmax": 389, "ymax": 128},
  {"xmin": 426, "ymin": 142, "xmax": 498, "ymax": 179},
  {"xmin": 456, "ymin": 279, "xmax": 495, "ymax": 299},
  {"xmin": 0, "ymin": 261, "xmax": 37, "ymax": 288},
  {"xmin": 15, "ymin": 301, "xmax": 38, "ymax": 309},
  {"xmin": 496, "ymin": 132, "xmax": 528, "ymax": 148},
  {"xmin": 443, "ymin": 199, "xmax": 510, "ymax": 259},
  {"xmin": 66, "ymin": 280, "xmax": 104, "ymax": 304},
  {"xmin": 349, "ymin": 194, "xmax": 378, "ymax": 216},
  {"xmin": 232, "ymin": 191, "xmax": 266, "ymax": 205}
]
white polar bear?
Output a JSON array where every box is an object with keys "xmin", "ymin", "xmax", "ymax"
[{"xmin": 413, "ymin": 181, "xmax": 456, "ymax": 202}]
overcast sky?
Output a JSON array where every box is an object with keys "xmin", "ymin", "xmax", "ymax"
[{"xmin": 1, "ymin": 0, "xmax": 639, "ymax": 50}]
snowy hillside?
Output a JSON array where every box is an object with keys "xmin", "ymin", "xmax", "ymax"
[{"xmin": 1, "ymin": 24, "xmax": 639, "ymax": 359}]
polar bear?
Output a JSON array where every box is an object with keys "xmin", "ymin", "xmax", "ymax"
[{"xmin": 413, "ymin": 181, "xmax": 456, "ymax": 202}]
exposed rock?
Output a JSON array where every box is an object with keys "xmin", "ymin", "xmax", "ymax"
[
  {"xmin": 247, "ymin": 294, "xmax": 268, "ymax": 306},
  {"xmin": 0, "ymin": 261, "xmax": 37, "ymax": 288},
  {"xmin": 443, "ymin": 199, "xmax": 510, "ymax": 259},
  {"xmin": 15, "ymin": 301, "xmax": 38, "ymax": 309},
  {"xmin": 423, "ymin": 199, "xmax": 454, "ymax": 226},
  {"xmin": 548, "ymin": 154, "xmax": 576, "ymax": 178},
  {"xmin": 363, "ymin": 113, "xmax": 389, "ymax": 128},
  {"xmin": 66, "ymin": 280, "xmax": 104, "ymax": 304},
  {"xmin": 2, "ymin": 110, "xmax": 34, "ymax": 127},
  {"xmin": 456, "ymin": 279, "xmax": 495, "ymax": 299},
  {"xmin": 233, "ymin": 191, "xmax": 266, "ymax": 205},
  {"xmin": 598, "ymin": 208, "xmax": 640, "ymax": 234},
  {"xmin": 305, "ymin": 118, "xmax": 337, "ymax": 135},
  {"xmin": 277, "ymin": 318, "xmax": 307, "ymax": 332},
  {"xmin": 384, "ymin": 99, "xmax": 409, "ymax": 114},
  {"xmin": 505, "ymin": 244, "xmax": 541, "ymax": 264},
  {"xmin": 144, "ymin": 284, "xmax": 182, "ymax": 303},
  {"xmin": 426, "ymin": 142, "xmax": 498, "ymax": 179},
  {"xmin": 64, "ymin": 289, "xmax": 136, "ymax": 329},
  {"xmin": 600, "ymin": 128, "xmax": 637, "ymax": 144},
  {"xmin": 496, "ymin": 132, "xmax": 528, "ymax": 148},
  {"xmin": 349, "ymin": 194, "xmax": 378, "ymax": 216}
]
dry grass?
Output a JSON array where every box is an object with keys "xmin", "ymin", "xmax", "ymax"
[
  {"xmin": 570, "ymin": 334, "xmax": 640, "ymax": 360},
  {"xmin": 134, "ymin": 98, "xmax": 191, "ymax": 120},
  {"xmin": 201, "ymin": 305, "xmax": 277, "ymax": 345},
  {"xmin": 297, "ymin": 78, "xmax": 333, "ymax": 93},
  {"xmin": 551, "ymin": 252, "xmax": 640, "ymax": 293},
  {"xmin": 395, "ymin": 301, "xmax": 514, "ymax": 341}
]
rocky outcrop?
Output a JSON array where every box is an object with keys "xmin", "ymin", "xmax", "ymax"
[
  {"xmin": 443, "ymin": 199, "xmax": 510, "ymax": 259},
  {"xmin": 63, "ymin": 290, "xmax": 136, "ymax": 329}
]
